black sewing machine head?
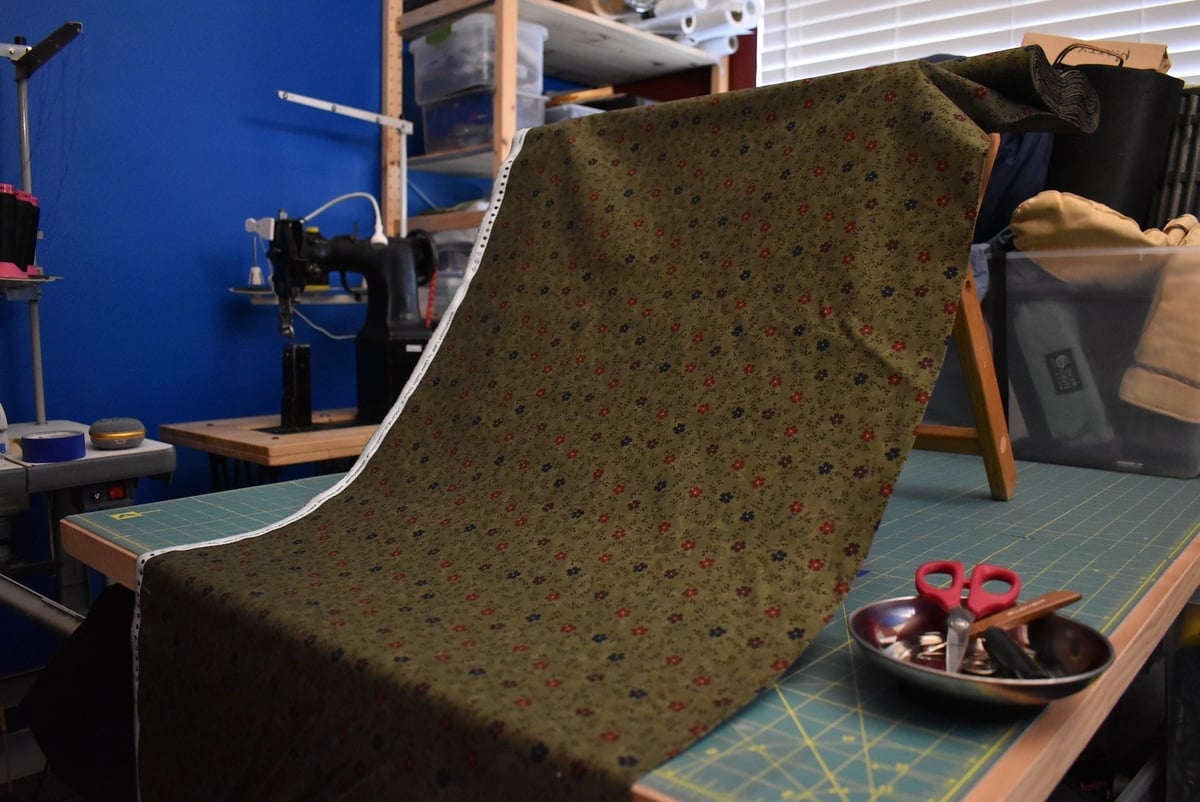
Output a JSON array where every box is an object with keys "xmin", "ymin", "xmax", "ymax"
[{"xmin": 262, "ymin": 215, "xmax": 437, "ymax": 425}]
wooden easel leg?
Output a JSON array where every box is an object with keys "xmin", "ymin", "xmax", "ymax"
[{"xmin": 914, "ymin": 276, "xmax": 1017, "ymax": 500}]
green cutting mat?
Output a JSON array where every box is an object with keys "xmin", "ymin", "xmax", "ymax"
[
  {"xmin": 67, "ymin": 474, "xmax": 344, "ymax": 556},
  {"xmin": 638, "ymin": 453, "xmax": 1200, "ymax": 801},
  {"xmin": 64, "ymin": 453, "xmax": 1200, "ymax": 801}
]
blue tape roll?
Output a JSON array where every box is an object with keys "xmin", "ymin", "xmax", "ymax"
[{"xmin": 21, "ymin": 429, "xmax": 86, "ymax": 462}]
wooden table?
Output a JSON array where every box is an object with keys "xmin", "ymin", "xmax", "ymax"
[
  {"xmin": 158, "ymin": 409, "xmax": 378, "ymax": 488},
  {"xmin": 60, "ymin": 452, "xmax": 1200, "ymax": 800}
]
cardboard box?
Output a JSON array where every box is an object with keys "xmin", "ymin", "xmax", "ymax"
[{"xmin": 1021, "ymin": 32, "xmax": 1171, "ymax": 73}]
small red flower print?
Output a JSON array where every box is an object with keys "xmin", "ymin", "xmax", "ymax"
[
  {"xmin": 601, "ymin": 731, "xmax": 620, "ymax": 742},
  {"xmin": 790, "ymin": 501, "xmax": 805, "ymax": 514},
  {"xmin": 731, "ymin": 458, "xmax": 745, "ymax": 470},
  {"xmin": 820, "ymin": 520, "xmax": 836, "ymax": 535},
  {"xmin": 809, "ymin": 558, "xmax": 825, "ymax": 571},
  {"xmin": 916, "ymin": 390, "xmax": 931, "ymax": 404},
  {"xmin": 668, "ymin": 701, "xmax": 687, "ymax": 712},
  {"xmin": 860, "ymin": 429, "xmax": 875, "ymax": 442},
  {"xmin": 658, "ymin": 521, "xmax": 672, "ymax": 534},
  {"xmin": 944, "ymin": 301, "xmax": 957, "ymax": 315},
  {"xmin": 765, "ymin": 607, "xmax": 781, "ymax": 618},
  {"xmin": 666, "ymin": 655, "xmax": 683, "ymax": 666},
  {"xmin": 616, "ymin": 607, "xmax": 631, "ymax": 618},
  {"xmin": 880, "ymin": 483, "xmax": 894, "ymax": 497},
  {"xmin": 891, "ymin": 340, "xmax": 906, "ymax": 352}
]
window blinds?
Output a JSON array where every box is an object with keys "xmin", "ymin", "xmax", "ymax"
[{"xmin": 758, "ymin": 0, "xmax": 1200, "ymax": 86}]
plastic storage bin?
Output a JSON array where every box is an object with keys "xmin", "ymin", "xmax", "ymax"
[
  {"xmin": 545, "ymin": 103, "xmax": 605, "ymax": 124},
  {"xmin": 411, "ymin": 13, "xmax": 549, "ymax": 106},
  {"xmin": 1002, "ymin": 246, "xmax": 1200, "ymax": 478},
  {"xmin": 422, "ymin": 89, "xmax": 547, "ymax": 154}
]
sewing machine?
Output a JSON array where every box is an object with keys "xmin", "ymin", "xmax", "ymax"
[{"xmin": 257, "ymin": 213, "xmax": 436, "ymax": 426}]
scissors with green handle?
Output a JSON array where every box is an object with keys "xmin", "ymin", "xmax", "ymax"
[{"xmin": 915, "ymin": 560, "xmax": 1021, "ymax": 673}]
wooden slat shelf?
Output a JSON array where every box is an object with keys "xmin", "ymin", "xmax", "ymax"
[
  {"xmin": 402, "ymin": 0, "xmax": 716, "ymax": 86},
  {"xmin": 385, "ymin": 0, "xmax": 722, "ymax": 229}
]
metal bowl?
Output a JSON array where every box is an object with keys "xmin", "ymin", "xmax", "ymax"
[{"xmin": 848, "ymin": 595, "xmax": 1114, "ymax": 707}]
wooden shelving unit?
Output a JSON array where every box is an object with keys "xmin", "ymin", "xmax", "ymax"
[{"xmin": 381, "ymin": 0, "xmax": 725, "ymax": 234}]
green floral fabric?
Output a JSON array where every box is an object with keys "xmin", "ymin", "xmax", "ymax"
[{"xmin": 135, "ymin": 47, "xmax": 1095, "ymax": 801}]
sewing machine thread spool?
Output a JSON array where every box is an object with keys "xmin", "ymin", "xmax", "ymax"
[{"xmin": 281, "ymin": 343, "xmax": 313, "ymax": 430}]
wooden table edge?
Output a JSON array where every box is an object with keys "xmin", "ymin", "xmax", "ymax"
[
  {"xmin": 61, "ymin": 517, "xmax": 138, "ymax": 590},
  {"xmin": 962, "ymin": 521, "xmax": 1200, "ymax": 801},
  {"xmin": 159, "ymin": 409, "xmax": 376, "ymax": 467}
]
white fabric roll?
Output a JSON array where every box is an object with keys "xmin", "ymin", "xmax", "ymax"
[
  {"xmin": 695, "ymin": 34, "xmax": 739, "ymax": 57},
  {"xmin": 631, "ymin": 13, "xmax": 696, "ymax": 33},
  {"xmin": 681, "ymin": 0, "xmax": 759, "ymax": 43}
]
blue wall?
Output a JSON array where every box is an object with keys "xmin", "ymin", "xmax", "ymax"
[{"xmin": 0, "ymin": 2, "xmax": 477, "ymax": 499}]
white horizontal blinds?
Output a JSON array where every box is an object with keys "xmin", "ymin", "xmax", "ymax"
[{"xmin": 759, "ymin": 0, "xmax": 1200, "ymax": 86}]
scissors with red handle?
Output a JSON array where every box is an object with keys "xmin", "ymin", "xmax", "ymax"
[{"xmin": 915, "ymin": 560, "xmax": 1021, "ymax": 673}]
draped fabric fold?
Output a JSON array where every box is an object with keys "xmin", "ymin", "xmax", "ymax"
[{"xmin": 134, "ymin": 47, "xmax": 1096, "ymax": 801}]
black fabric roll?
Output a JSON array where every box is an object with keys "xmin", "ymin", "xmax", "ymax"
[{"xmin": 1045, "ymin": 64, "xmax": 1184, "ymax": 229}]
